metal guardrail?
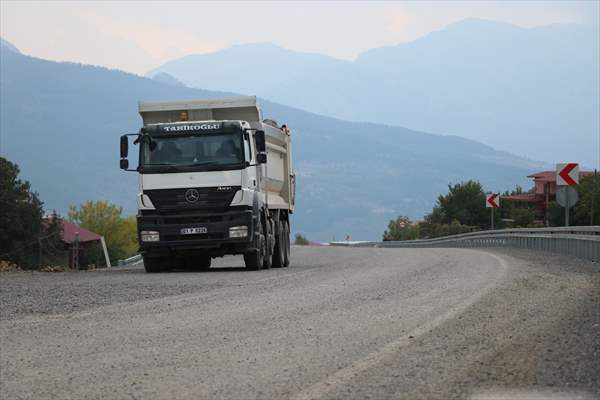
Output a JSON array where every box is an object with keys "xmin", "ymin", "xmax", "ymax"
[
  {"xmin": 332, "ymin": 226, "xmax": 600, "ymax": 262},
  {"xmin": 117, "ymin": 254, "xmax": 143, "ymax": 267}
]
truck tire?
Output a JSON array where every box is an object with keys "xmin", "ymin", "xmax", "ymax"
[
  {"xmin": 190, "ymin": 255, "xmax": 211, "ymax": 271},
  {"xmin": 244, "ymin": 217, "xmax": 266, "ymax": 270},
  {"xmin": 262, "ymin": 217, "xmax": 272, "ymax": 270},
  {"xmin": 199, "ymin": 255, "xmax": 211, "ymax": 270},
  {"xmin": 143, "ymin": 255, "xmax": 170, "ymax": 273},
  {"xmin": 283, "ymin": 220, "xmax": 290, "ymax": 267},
  {"xmin": 272, "ymin": 221, "xmax": 285, "ymax": 268}
]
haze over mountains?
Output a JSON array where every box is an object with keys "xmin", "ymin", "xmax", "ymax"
[
  {"xmin": 150, "ymin": 18, "xmax": 600, "ymax": 167},
  {"xmin": 0, "ymin": 37, "xmax": 20, "ymax": 54},
  {"xmin": 0, "ymin": 38, "xmax": 545, "ymax": 240}
]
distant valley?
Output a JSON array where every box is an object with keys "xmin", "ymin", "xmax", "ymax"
[{"xmin": 1, "ymin": 40, "xmax": 545, "ymax": 241}]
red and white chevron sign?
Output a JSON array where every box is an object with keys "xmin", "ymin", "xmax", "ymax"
[
  {"xmin": 556, "ymin": 163, "xmax": 579, "ymax": 186},
  {"xmin": 486, "ymin": 193, "xmax": 500, "ymax": 208}
]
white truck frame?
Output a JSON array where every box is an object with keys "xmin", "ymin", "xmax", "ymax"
[{"xmin": 119, "ymin": 96, "xmax": 295, "ymax": 272}]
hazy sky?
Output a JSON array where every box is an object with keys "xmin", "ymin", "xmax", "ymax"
[{"xmin": 1, "ymin": 1, "xmax": 598, "ymax": 74}]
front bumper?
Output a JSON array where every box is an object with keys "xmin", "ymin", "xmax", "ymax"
[{"xmin": 137, "ymin": 208, "xmax": 255, "ymax": 255}]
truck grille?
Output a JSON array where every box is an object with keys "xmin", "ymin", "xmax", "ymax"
[
  {"xmin": 145, "ymin": 187, "xmax": 240, "ymax": 211},
  {"xmin": 163, "ymin": 232, "xmax": 227, "ymax": 241}
]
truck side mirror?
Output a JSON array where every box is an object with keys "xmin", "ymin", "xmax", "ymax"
[
  {"xmin": 255, "ymin": 130, "xmax": 266, "ymax": 153},
  {"xmin": 120, "ymin": 159, "xmax": 129, "ymax": 170},
  {"xmin": 120, "ymin": 135, "xmax": 129, "ymax": 158},
  {"xmin": 257, "ymin": 153, "xmax": 267, "ymax": 164}
]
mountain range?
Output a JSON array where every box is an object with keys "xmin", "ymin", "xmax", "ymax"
[
  {"xmin": 1, "ymin": 38, "xmax": 545, "ymax": 241},
  {"xmin": 0, "ymin": 38, "xmax": 20, "ymax": 54},
  {"xmin": 149, "ymin": 18, "xmax": 599, "ymax": 167}
]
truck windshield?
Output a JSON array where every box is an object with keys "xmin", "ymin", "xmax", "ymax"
[{"xmin": 141, "ymin": 133, "xmax": 244, "ymax": 171}]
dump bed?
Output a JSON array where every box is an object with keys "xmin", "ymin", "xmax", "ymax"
[{"xmin": 138, "ymin": 96, "xmax": 294, "ymax": 212}]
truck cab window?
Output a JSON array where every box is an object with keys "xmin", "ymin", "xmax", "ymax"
[
  {"xmin": 142, "ymin": 133, "xmax": 244, "ymax": 169},
  {"xmin": 153, "ymin": 141, "xmax": 183, "ymax": 164}
]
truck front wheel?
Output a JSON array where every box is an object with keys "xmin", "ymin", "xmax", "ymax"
[
  {"xmin": 189, "ymin": 255, "xmax": 211, "ymax": 271},
  {"xmin": 244, "ymin": 218, "xmax": 266, "ymax": 270},
  {"xmin": 143, "ymin": 255, "xmax": 171, "ymax": 273}
]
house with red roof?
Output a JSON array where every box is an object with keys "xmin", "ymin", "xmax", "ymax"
[
  {"xmin": 44, "ymin": 217, "xmax": 111, "ymax": 269},
  {"xmin": 60, "ymin": 219, "xmax": 102, "ymax": 244},
  {"xmin": 503, "ymin": 170, "xmax": 595, "ymax": 224}
]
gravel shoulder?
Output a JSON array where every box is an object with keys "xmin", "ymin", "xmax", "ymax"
[
  {"xmin": 0, "ymin": 252, "xmax": 320, "ymax": 321},
  {"xmin": 322, "ymin": 249, "xmax": 600, "ymax": 400},
  {"xmin": 1, "ymin": 247, "xmax": 598, "ymax": 400}
]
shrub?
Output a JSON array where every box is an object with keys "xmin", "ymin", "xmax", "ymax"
[
  {"xmin": 294, "ymin": 233, "xmax": 310, "ymax": 245},
  {"xmin": 383, "ymin": 216, "xmax": 419, "ymax": 241}
]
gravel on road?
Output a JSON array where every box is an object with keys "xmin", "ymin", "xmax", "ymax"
[{"xmin": 1, "ymin": 247, "xmax": 598, "ymax": 400}]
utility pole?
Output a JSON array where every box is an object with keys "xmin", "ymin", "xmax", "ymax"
[
  {"xmin": 544, "ymin": 182, "xmax": 549, "ymax": 227},
  {"xmin": 38, "ymin": 238, "xmax": 42, "ymax": 269},
  {"xmin": 591, "ymin": 169, "xmax": 597, "ymax": 226},
  {"xmin": 73, "ymin": 232, "xmax": 80, "ymax": 270}
]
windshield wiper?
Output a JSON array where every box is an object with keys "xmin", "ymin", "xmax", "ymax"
[
  {"xmin": 143, "ymin": 161, "xmax": 241, "ymax": 170},
  {"xmin": 143, "ymin": 163, "xmax": 181, "ymax": 170},
  {"xmin": 177, "ymin": 161, "xmax": 240, "ymax": 168}
]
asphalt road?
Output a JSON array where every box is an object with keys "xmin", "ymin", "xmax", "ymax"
[{"xmin": 1, "ymin": 246, "xmax": 599, "ymax": 400}]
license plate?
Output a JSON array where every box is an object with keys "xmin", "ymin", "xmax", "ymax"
[{"xmin": 180, "ymin": 227, "xmax": 207, "ymax": 235}]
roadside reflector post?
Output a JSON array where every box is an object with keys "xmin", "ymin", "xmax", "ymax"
[
  {"xmin": 486, "ymin": 193, "xmax": 500, "ymax": 230},
  {"xmin": 100, "ymin": 236, "xmax": 111, "ymax": 268}
]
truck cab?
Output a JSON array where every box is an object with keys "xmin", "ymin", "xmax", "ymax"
[{"xmin": 120, "ymin": 97, "xmax": 294, "ymax": 272}]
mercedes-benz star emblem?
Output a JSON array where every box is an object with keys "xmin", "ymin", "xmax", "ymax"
[{"xmin": 185, "ymin": 189, "xmax": 200, "ymax": 203}]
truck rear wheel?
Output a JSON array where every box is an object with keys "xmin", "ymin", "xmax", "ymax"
[
  {"xmin": 143, "ymin": 255, "xmax": 171, "ymax": 273},
  {"xmin": 283, "ymin": 220, "xmax": 290, "ymax": 267},
  {"xmin": 190, "ymin": 255, "xmax": 211, "ymax": 271},
  {"xmin": 244, "ymin": 218, "xmax": 266, "ymax": 270},
  {"xmin": 262, "ymin": 218, "xmax": 272, "ymax": 270},
  {"xmin": 272, "ymin": 221, "xmax": 285, "ymax": 268}
]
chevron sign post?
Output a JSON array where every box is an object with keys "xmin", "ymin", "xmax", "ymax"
[
  {"xmin": 556, "ymin": 163, "xmax": 579, "ymax": 226},
  {"xmin": 556, "ymin": 163, "xmax": 579, "ymax": 186},
  {"xmin": 486, "ymin": 193, "xmax": 500, "ymax": 208},
  {"xmin": 486, "ymin": 193, "xmax": 500, "ymax": 229}
]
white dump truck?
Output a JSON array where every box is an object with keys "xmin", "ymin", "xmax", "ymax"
[{"xmin": 119, "ymin": 96, "xmax": 295, "ymax": 272}]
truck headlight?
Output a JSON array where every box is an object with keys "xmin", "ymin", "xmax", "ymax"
[
  {"xmin": 140, "ymin": 230, "xmax": 160, "ymax": 242},
  {"xmin": 229, "ymin": 226, "xmax": 248, "ymax": 238}
]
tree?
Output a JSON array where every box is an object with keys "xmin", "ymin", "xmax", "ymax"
[
  {"xmin": 434, "ymin": 180, "xmax": 493, "ymax": 228},
  {"xmin": 383, "ymin": 216, "xmax": 419, "ymax": 241},
  {"xmin": 68, "ymin": 201, "xmax": 137, "ymax": 261},
  {"xmin": 573, "ymin": 173, "xmax": 600, "ymax": 226},
  {"xmin": 500, "ymin": 185, "xmax": 538, "ymax": 228},
  {"xmin": 0, "ymin": 157, "xmax": 44, "ymax": 267},
  {"xmin": 294, "ymin": 233, "xmax": 309, "ymax": 245},
  {"xmin": 390, "ymin": 180, "xmax": 500, "ymax": 241},
  {"xmin": 546, "ymin": 174, "xmax": 600, "ymax": 227},
  {"xmin": 120, "ymin": 215, "xmax": 138, "ymax": 256},
  {"xmin": 424, "ymin": 206, "xmax": 446, "ymax": 225},
  {"xmin": 417, "ymin": 219, "xmax": 474, "ymax": 239},
  {"xmin": 547, "ymin": 201, "xmax": 565, "ymax": 227},
  {"xmin": 509, "ymin": 207, "xmax": 536, "ymax": 227}
]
